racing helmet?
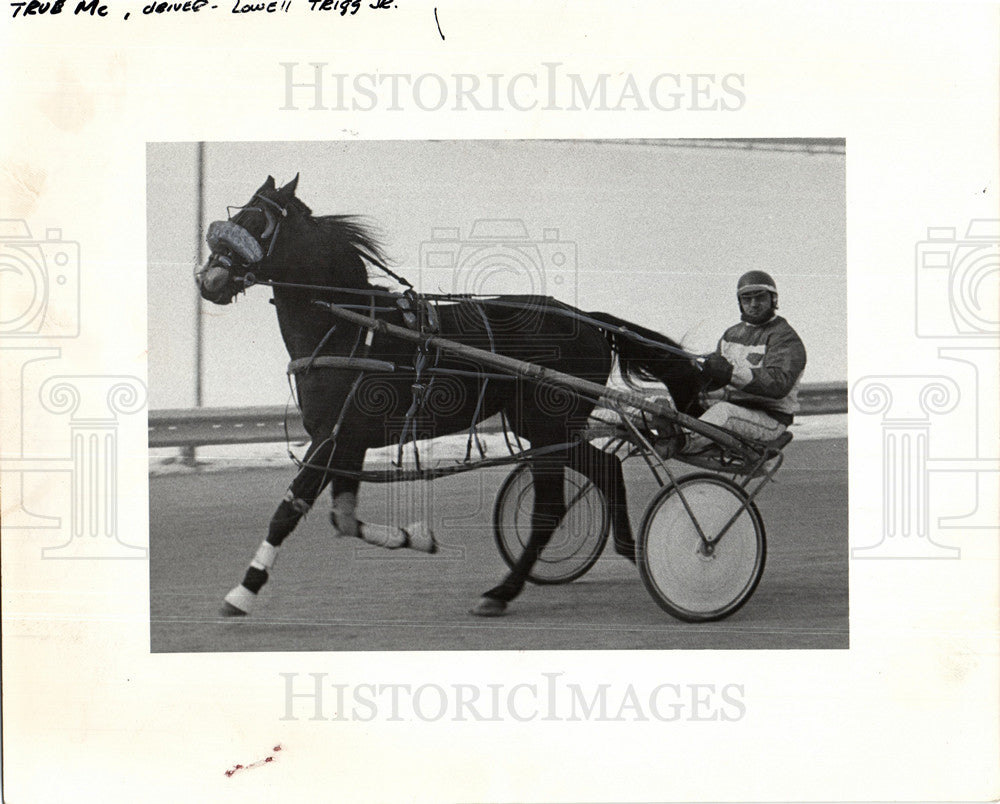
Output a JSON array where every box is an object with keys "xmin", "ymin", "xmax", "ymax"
[
  {"xmin": 737, "ymin": 270, "xmax": 778, "ymax": 296},
  {"xmin": 737, "ymin": 270, "xmax": 778, "ymax": 303}
]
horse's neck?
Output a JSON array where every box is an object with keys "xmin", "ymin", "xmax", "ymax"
[
  {"xmin": 269, "ymin": 262, "xmax": 375, "ymax": 361},
  {"xmin": 271, "ymin": 220, "xmax": 370, "ymax": 292}
]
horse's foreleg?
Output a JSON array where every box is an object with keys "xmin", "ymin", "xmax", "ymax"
[
  {"xmin": 220, "ymin": 448, "xmax": 333, "ymax": 616},
  {"xmin": 472, "ymin": 461, "xmax": 566, "ymax": 617}
]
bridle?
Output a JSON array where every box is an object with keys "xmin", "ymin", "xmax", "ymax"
[
  {"xmin": 197, "ymin": 192, "xmax": 291, "ymax": 303},
  {"xmin": 225, "ymin": 192, "xmax": 288, "ymax": 261}
]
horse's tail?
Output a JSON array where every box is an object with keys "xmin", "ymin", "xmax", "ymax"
[
  {"xmin": 584, "ymin": 310, "xmax": 689, "ymax": 383},
  {"xmin": 585, "ymin": 310, "xmax": 704, "ymax": 412}
]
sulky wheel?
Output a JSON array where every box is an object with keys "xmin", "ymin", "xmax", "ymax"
[
  {"xmin": 637, "ymin": 472, "xmax": 766, "ymax": 622},
  {"xmin": 493, "ymin": 463, "xmax": 610, "ymax": 585}
]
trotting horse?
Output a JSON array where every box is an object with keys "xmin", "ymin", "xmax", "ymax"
[{"xmin": 195, "ymin": 176, "xmax": 705, "ymax": 617}]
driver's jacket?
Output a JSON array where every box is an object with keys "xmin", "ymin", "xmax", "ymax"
[{"xmin": 714, "ymin": 315, "xmax": 807, "ymax": 425}]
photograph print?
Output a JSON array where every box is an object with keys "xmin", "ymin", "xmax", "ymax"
[{"xmin": 147, "ymin": 138, "xmax": 847, "ymax": 652}]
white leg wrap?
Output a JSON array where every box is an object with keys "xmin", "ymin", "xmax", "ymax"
[
  {"xmin": 331, "ymin": 492, "xmax": 435, "ymax": 554},
  {"xmin": 359, "ymin": 522, "xmax": 407, "ymax": 550},
  {"xmin": 224, "ymin": 584, "xmax": 256, "ymax": 614},
  {"xmin": 356, "ymin": 521, "xmax": 437, "ymax": 553},
  {"xmin": 251, "ymin": 541, "xmax": 278, "ymax": 571},
  {"xmin": 402, "ymin": 521, "xmax": 437, "ymax": 554}
]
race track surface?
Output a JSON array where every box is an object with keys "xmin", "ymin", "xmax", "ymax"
[{"xmin": 150, "ymin": 439, "xmax": 847, "ymax": 652}]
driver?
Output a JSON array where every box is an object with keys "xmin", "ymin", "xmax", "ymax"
[{"xmin": 681, "ymin": 270, "xmax": 807, "ymax": 454}]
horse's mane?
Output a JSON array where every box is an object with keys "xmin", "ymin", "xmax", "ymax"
[
  {"xmin": 303, "ymin": 211, "xmax": 392, "ymax": 282},
  {"xmin": 314, "ymin": 214, "xmax": 391, "ymax": 270},
  {"xmin": 277, "ymin": 192, "xmax": 392, "ymax": 287}
]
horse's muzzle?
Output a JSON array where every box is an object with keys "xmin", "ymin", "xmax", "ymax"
[
  {"xmin": 197, "ymin": 219, "xmax": 265, "ymax": 304},
  {"xmin": 196, "ymin": 258, "xmax": 238, "ymax": 304}
]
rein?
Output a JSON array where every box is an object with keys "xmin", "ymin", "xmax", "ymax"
[
  {"xmin": 216, "ymin": 213, "xmax": 700, "ymax": 365},
  {"xmin": 239, "ymin": 275, "xmax": 704, "ymax": 363}
]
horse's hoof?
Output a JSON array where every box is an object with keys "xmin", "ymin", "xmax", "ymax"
[
  {"xmin": 614, "ymin": 541, "xmax": 637, "ymax": 564},
  {"xmin": 221, "ymin": 584, "xmax": 255, "ymax": 616},
  {"xmin": 470, "ymin": 597, "xmax": 508, "ymax": 617},
  {"xmin": 219, "ymin": 601, "xmax": 248, "ymax": 617},
  {"xmin": 403, "ymin": 521, "xmax": 437, "ymax": 554}
]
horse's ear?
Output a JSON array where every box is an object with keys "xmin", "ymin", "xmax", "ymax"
[
  {"xmin": 281, "ymin": 174, "xmax": 300, "ymax": 196},
  {"xmin": 263, "ymin": 176, "xmax": 276, "ymax": 191}
]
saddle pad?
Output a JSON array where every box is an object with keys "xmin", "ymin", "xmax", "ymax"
[{"xmin": 287, "ymin": 356, "xmax": 396, "ymax": 374}]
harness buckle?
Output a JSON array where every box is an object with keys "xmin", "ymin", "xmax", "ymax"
[
  {"xmin": 396, "ymin": 291, "xmax": 441, "ymax": 335},
  {"xmin": 396, "ymin": 295, "xmax": 419, "ymax": 330}
]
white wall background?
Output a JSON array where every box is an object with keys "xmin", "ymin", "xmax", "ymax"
[{"xmin": 147, "ymin": 140, "xmax": 845, "ymax": 409}]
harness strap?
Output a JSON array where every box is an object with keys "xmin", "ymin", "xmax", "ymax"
[
  {"xmin": 464, "ymin": 302, "xmax": 494, "ymax": 462},
  {"xmin": 374, "ymin": 261, "xmax": 414, "ymax": 290},
  {"xmin": 253, "ymin": 194, "xmax": 288, "ymax": 259},
  {"xmin": 286, "ymin": 295, "xmax": 379, "ymax": 472},
  {"xmin": 264, "ymin": 279, "xmax": 701, "ymax": 362},
  {"xmin": 397, "ymin": 346, "xmax": 434, "ymax": 470}
]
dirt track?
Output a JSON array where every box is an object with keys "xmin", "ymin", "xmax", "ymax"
[{"xmin": 150, "ymin": 438, "xmax": 847, "ymax": 652}]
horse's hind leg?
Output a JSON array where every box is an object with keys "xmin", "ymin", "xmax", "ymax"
[
  {"xmin": 326, "ymin": 450, "xmax": 437, "ymax": 553},
  {"xmin": 472, "ymin": 458, "xmax": 566, "ymax": 617},
  {"xmin": 569, "ymin": 441, "xmax": 635, "ymax": 562}
]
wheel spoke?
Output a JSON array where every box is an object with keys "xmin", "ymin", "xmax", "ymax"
[{"xmin": 638, "ymin": 473, "xmax": 766, "ymax": 621}]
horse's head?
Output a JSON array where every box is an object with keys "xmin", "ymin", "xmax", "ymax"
[{"xmin": 196, "ymin": 175, "xmax": 306, "ymax": 305}]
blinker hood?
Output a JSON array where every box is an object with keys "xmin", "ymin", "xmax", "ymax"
[{"xmin": 206, "ymin": 220, "xmax": 264, "ymax": 265}]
